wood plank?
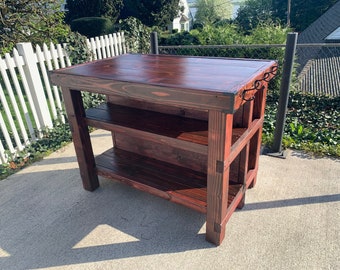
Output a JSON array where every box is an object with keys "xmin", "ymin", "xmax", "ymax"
[
  {"xmin": 228, "ymin": 118, "xmax": 263, "ymax": 164},
  {"xmin": 96, "ymin": 148, "xmax": 208, "ymax": 212},
  {"xmin": 206, "ymin": 111, "xmax": 233, "ymax": 245},
  {"xmin": 86, "ymin": 103, "xmax": 209, "ymax": 142},
  {"xmin": 114, "ymin": 133, "xmax": 208, "ymax": 173},
  {"xmin": 248, "ymin": 84, "xmax": 268, "ymax": 188},
  {"xmin": 86, "ymin": 103, "xmax": 246, "ymax": 147},
  {"xmin": 51, "ymin": 54, "xmax": 276, "ymax": 95},
  {"xmin": 237, "ymin": 100, "xmax": 253, "ymax": 208},
  {"xmin": 107, "ymin": 95, "xmax": 209, "ymax": 121},
  {"xmin": 95, "ymin": 148, "xmax": 242, "ymax": 214},
  {"xmin": 50, "ymin": 55, "xmax": 277, "ymax": 112}
]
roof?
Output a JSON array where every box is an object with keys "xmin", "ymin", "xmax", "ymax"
[
  {"xmin": 298, "ymin": 1, "xmax": 340, "ymax": 44},
  {"xmin": 297, "ymin": 54, "xmax": 340, "ymax": 96},
  {"xmin": 296, "ymin": 1, "xmax": 340, "ymax": 96},
  {"xmin": 180, "ymin": 14, "xmax": 190, "ymax": 23}
]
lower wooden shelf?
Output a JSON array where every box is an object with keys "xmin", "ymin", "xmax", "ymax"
[{"xmin": 95, "ymin": 147, "xmax": 243, "ymax": 213}]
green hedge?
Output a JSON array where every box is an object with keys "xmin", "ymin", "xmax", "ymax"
[{"xmin": 70, "ymin": 17, "xmax": 113, "ymax": 38}]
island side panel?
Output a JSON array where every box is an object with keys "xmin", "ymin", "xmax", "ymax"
[
  {"xmin": 248, "ymin": 83, "xmax": 268, "ymax": 188},
  {"xmin": 232, "ymin": 100, "xmax": 254, "ymax": 209}
]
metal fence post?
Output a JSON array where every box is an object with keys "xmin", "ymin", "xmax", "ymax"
[
  {"xmin": 150, "ymin": 32, "xmax": 159, "ymax": 54},
  {"xmin": 268, "ymin": 32, "xmax": 298, "ymax": 158}
]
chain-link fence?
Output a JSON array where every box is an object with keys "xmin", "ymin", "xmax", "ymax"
[{"xmin": 158, "ymin": 43, "xmax": 340, "ymax": 97}]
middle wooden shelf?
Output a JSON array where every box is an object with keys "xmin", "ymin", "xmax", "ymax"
[{"xmin": 85, "ymin": 103, "xmax": 247, "ymax": 151}]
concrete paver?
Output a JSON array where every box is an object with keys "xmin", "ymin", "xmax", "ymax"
[{"xmin": 0, "ymin": 129, "xmax": 339, "ymax": 270}]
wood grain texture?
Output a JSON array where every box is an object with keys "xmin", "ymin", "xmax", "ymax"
[
  {"xmin": 51, "ymin": 54, "xmax": 277, "ymax": 246},
  {"xmin": 61, "ymin": 88, "xmax": 99, "ymax": 191},
  {"xmin": 95, "ymin": 147, "xmax": 242, "ymax": 214},
  {"xmin": 86, "ymin": 103, "xmax": 249, "ymax": 173},
  {"xmin": 107, "ymin": 95, "xmax": 209, "ymax": 121},
  {"xmin": 206, "ymin": 111, "xmax": 233, "ymax": 245},
  {"xmin": 86, "ymin": 103, "xmax": 209, "ymax": 141},
  {"xmin": 50, "ymin": 54, "xmax": 277, "ymax": 112},
  {"xmin": 248, "ymin": 84, "xmax": 268, "ymax": 188}
]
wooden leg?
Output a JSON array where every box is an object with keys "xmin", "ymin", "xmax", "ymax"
[
  {"xmin": 62, "ymin": 88, "xmax": 99, "ymax": 191},
  {"xmin": 206, "ymin": 111, "xmax": 233, "ymax": 245}
]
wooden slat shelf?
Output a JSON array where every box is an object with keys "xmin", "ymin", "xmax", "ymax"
[
  {"xmin": 86, "ymin": 103, "xmax": 208, "ymax": 143},
  {"xmin": 95, "ymin": 147, "xmax": 243, "ymax": 213},
  {"xmin": 86, "ymin": 103, "xmax": 247, "ymax": 153}
]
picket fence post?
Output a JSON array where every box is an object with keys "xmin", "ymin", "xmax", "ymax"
[{"xmin": 16, "ymin": 42, "xmax": 53, "ymax": 129}]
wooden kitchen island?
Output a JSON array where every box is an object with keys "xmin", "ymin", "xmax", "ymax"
[{"xmin": 50, "ymin": 54, "xmax": 277, "ymax": 245}]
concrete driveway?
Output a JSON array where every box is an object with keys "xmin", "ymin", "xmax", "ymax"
[{"xmin": 0, "ymin": 130, "xmax": 339, "ymax": 270}]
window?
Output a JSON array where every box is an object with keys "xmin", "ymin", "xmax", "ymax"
[{"xmin": 325, "ymin": 27, "xmax": 340, "ymax": 43}]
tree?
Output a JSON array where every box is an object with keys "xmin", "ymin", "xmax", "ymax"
[
  {"xmin": 101, "ymin": 0, "xmax": 124, "ymax": 21},
  {"xmin": 0, "ymin": 0, "xmax": 70, "ymax": 54},
  {"xmin": 120, "ymin": 0, "xmax": 180, "ymax": 27},
  {"xmin": 195, "ymin": 0, "xmax": 233, "ymax": 25},
  {"xmin": 119, "ymin": 17, "xmax": 151, "ymax": 53},
  {"xmin": 235, "ymin": 0, "xmax": 338, "ymax": 32},
  {"xmin": 234, "ymin": 0, "xmax": 273, "ymax": 32},
  {"xmin": 272, "ymin": 0, "xmax": 338, "ymax": 32},
  {"xmin": 65, "ymin": 0, "xmax": 124, "ymax": 23}
]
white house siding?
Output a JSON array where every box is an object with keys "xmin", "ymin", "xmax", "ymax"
[{"xmin": 169, "ymin": 0, "xmax": 193, "ymax": 32}]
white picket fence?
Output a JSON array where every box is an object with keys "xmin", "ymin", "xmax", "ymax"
[{"xmin": 0, "ymin": 32, "xmax": 127, "ymax": 164}]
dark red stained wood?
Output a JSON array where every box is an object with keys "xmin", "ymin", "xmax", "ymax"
[
  {"xmin": 236, "ymin": 100, "xmax": 253, "ymax": 209},
  {"xmin": 50, "ymin": 54, "xmax": 277, "ymax": 246},
  {"xmin": 114, "ymin": 133, "xmax": 208, "ymax": 173},
  {"xmin": 206, "ymin": 111, "xmax": 233, "ymax": 245},
  {"xmin": 107, "ymin": 95, "xmax": 209, "ymax": 121},
  {"xmin": 248, "ymin": 84, "xmax": 268, "ymax": 188},
  {"xmin": 50, "ymin": 54, "xmax": 277, "ymax": 112},
  {"xmin": 86, "ymin": 103, "xmax": 209, "ymax": 142},
  {"xmin": 95, "ymin": 147, "xmax": 242, "ymax": 214},
  {"xmin": 85, "ymin": 102, "xmax": 247, "ymax": 147},
  {"xmin": 51, "ymin": 54, "xmax": 275, "ymax": 94},
  {"xmin": 228, "ymin": 118, "xmax": 263, "ymax": 164},
  {"xmin": 62, "ymin": 88, "xmax": 99, "ymax": 191},
  {"xmin": 85, "ymin": 102, "xmax": 249, "ymax": 174}
]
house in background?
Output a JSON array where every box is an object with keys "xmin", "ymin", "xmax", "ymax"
[
  {"xmin": 62, "ymin": 0, "xmax": 193, "ymax": 33},
  {"xmin": 168, "ymin": 0, "xmax": 194, "ymax": 32},
  {"xmin": 297, "ymin": 0, "xmax": 340, "ymax": 96},
  {"xmin": 231, "ymin": 0, "xmax": 245, "ymax": 19},
  {"xmin": 60, "ymin": 0, "xmax": 67, "ymax": 11}
]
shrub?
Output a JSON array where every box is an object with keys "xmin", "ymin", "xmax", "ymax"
[
  {"xmin": 263, "ymin": 91, "xmax": 340, "ymax": 157},
  {"xmin": 61, "ymin": 31, "xmax": 93, "ymax": 65},
  {"xmin": 160, "ymin": 23, "xmax": 289, "ymax": 93},
  {"xmin": 0, "ymin": 121, "xmax": 72, "ymax": 180},
  {"xmin": 119, "ymin": 17, "xmax": 151, "ymax": 54},
  {"xmin": 70, "ymin": 17, "xmax": 114, "ymax": 38}
]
